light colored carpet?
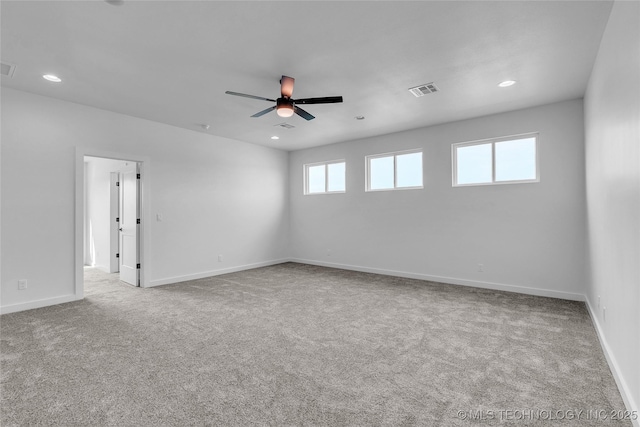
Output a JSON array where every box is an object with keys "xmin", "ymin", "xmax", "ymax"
[{"xmin": 0, "ymin": 263, "xmax": 630, "ymax": 426}]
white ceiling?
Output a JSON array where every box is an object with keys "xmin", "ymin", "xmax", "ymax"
[{"xmin": 1, "ymin": 1, "xmax": 613, "ymax": 151}]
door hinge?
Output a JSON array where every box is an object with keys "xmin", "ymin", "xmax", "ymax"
[
  {"xmin": 136, "ymin": 264, "xmax": 141, "ymax": 269},
  {"xmin": 136, "ymin": 173, "xmax": 141, "ymax": 179},
  {"xmin": 116, "ymin": 253, "xmax": 119, "ymax": 258},
  {"xmin": 116, "ymin": 217, "xmax": 120, "ymax": 223},
  {"xmin": 116, "ymin": 181, "xmax": 120, "ymax": 186},
  {"xmin": 136, "ymin": 218, "xmax": 140, "ymax": 224}
]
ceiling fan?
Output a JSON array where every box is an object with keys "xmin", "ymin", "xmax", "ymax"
[{"xmin": 225, "ymin": 75, "xmax": 343, "ymax": 121}]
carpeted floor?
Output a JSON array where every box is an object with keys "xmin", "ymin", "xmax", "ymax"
[{"xmin": 0, "ymin": 263, "xmax": 631, "ymax": 426}]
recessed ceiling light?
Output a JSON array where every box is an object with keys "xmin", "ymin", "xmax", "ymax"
[
  {"xmin": 43, "ymin": 74, "xmax": 62, "ymax": 83},
  {"xmin": 498, "ymin": 80, "xmax": 516, "ymax": 87},
  {"xmin": 355, "ymin": 116, "xmax": 365, "ymax": 120},
  {"xmin": 271, "ymin": 136, "xmax": 279, "ymax": 140}
]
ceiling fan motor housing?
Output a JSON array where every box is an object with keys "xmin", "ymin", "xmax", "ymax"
[{"xmin": 277, "ymin": 97, "xmax": 293, "ymax": 107}]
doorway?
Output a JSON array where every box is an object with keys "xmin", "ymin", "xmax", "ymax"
[{"xmin": 84, "ymin": 156, "xmax": 142, "ymax": 288}]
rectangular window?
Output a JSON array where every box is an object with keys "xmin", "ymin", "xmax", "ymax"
[
  {"xmin": 304, "ymin": 160, "xmax": 346, "ymax": 194},
  {"xmin": 452, "ymin": 133, "xmax": 538, "ymax": 186},
  {"xmin": 366, "ymin": 149, "xmax": 423, "ymax": 191}
]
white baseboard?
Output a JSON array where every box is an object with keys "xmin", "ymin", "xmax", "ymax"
[
  {"xmin": 290, "ymin": 258, "xmax": 585, "ymax": 301},
  {"xmin": 1, "ymin": 260, "xmax": 290, "ymax": 313},
  {"xmin": 0, "ymin": 294, "xmax": 82, "ymax": 315},
  {"xmin": 585, "ymin": 297, "xmax": 639, "ymax": 426},
  {"xmin": 147, "ymin": 258, "xmax": 290, "ymax": 288}
]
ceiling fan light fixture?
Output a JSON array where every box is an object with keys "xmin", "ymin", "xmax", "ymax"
[
  {"xmin": 276, "ymin": 105, "xmax": 294, "ymax": 118},
  {"xmin": 276, "ymin": 98, "xmax": 295, "ymax": 117}
]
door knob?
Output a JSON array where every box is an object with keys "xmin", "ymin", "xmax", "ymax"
[{"xmin": 119, "ymin": 227, "xmax": 123, "ymax": 231}]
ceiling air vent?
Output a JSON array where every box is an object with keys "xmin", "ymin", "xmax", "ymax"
[
  {"xmin": 275, "ymin": 123, "xmax": 295, "ymax": 129},
  {"xmin": 408, "ymin": 82, "xmax": 439, "ymax": 97},
  {"xmin": 1, "ymin": 62, "xmax": 16, "ymax": 78}
]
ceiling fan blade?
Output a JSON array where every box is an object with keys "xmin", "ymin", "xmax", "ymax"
[
  {"xmin": 280, "ymin": 76, "xmax": 295, "ymax": 98},
  {"xmin": 294, "ymin": 106, "xmax": 315, "ymax": 121},
  {"xmin": 225, "ymin": 91, "xmax": 275, "ymax": 102},
  {"xmin": 294, "ymin": 96, "xmax": 343, "ymax": 105},
  {"xmin": 251, "ymin": 106, "xmax": 276, "ymax": 118}
]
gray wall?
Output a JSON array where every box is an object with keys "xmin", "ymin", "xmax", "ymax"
[
  {"xmin": 584, "ymin": 0, "xmax": 640, "ymax": 416},
  {"xmin": 290, "ymin": 99, "xmax": 587, "ymax": 300},
  {"xmin": 1, "ymin": 88, "xmax": 290, "ymax": 312}
]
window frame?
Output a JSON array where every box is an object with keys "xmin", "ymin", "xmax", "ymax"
[
  {"xmin": 365, "ymin": 148, "xmax": 424, "ymax": 192},
  {"xmin": 303, "ymin": 159, "xmax": 346, "ymax": 195},
  {"xmin": 451, "ymin": 132, "xmax": 539, "ymax": 187}
]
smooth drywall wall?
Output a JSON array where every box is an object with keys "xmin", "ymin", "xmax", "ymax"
[
  {"xmin": 1, "ymin": 88, "xmax": 289, "ymax": 312},
  {"xmin": 290, "ymin": 99, "xmax": 587, "ymax": 300},
  {"xmin": 584, "ymin": 0, "xmax": 639, "ymax": 416}
]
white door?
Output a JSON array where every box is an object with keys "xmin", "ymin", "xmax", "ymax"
[
  {"xmin": 119, "ymin": 166, "xmax": 139, "ymax": 286},
  {"xmin": 110, "ymin": 172, "xmax": 120, "ymax": 273}
]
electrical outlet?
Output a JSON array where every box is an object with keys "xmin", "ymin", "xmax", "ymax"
[
  {"xmin": 18, "ymin": 279, "xmax": 27, "ymax": 290},
  {"xmin": 156, "ymin": 213, "xmax": 163, "ymax": 221},
  {"xmin": 327, "ymin": 249, "xmax": 331, "ymax": 257},
  {"xmin": 218, "ymin": 255, "xmax": 223, "ymax": 262},
  {"xmin": 597, "ymin": 295, "xmax": 600, "ymax": 308},
  {"xmin": 603, "ymin": 307, "xmax": 606, "ymax": 322},
  {"xmin": 477, "ymin": 263, "xmax": 484, "ymax": 272}
]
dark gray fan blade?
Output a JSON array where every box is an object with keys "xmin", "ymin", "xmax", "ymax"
[
  {"xmin": 251, "ymin": 106, "xmax": 276, "ymax": 117},
  {"xmin": 294, "ymin": 96, "xmax": 343, "ymax": 105},
  {"xmin": 294, "ymin": 106, "xmax": 315, "ymax": 121},
  {"xmin": 225, "ymin": 91, "xmax": 276, "ymax": 102}
]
